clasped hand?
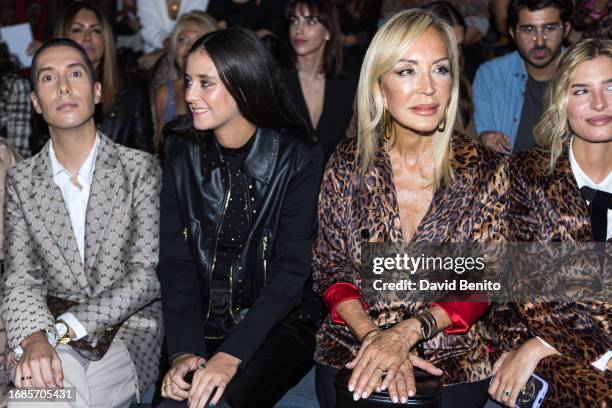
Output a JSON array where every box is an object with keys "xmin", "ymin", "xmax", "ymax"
[
  {"xmin": 14, "ymin": 332, "xmax": 64, "ymax": 389},
  {"xmin": 162, "ymin": 352, "xmax": 241, "ymax": 408},
  {"xmin": 488, "ymin": 337, "xmax": 559, "ymax": 407},
  {"xmin": 346, "ymin": 325, "xmax": 442, "ymax": 404}
]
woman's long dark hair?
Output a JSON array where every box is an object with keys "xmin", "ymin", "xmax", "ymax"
[
  {"xmin": 185, "ymin": 27, "xmax": 306, "ymax": 132},
  {"xmin": 286, "ymin": 0, "xmax": 343, "ymax": 77}
]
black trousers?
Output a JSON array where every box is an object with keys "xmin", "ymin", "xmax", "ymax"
[
  {"xmin": 316, "ymin": 364, "xmax": 491, "ymax": 408},
  {"xmin": 156, "ymin": 317, "xmax": 318, "ymax": 408}
]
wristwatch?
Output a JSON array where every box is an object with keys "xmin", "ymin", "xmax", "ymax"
[
  {"xmin": 13, "ymin": 328, "xmax": 61, "ymax": 362},
  {"xmin": 55, "ymin": 320, "xmax": 71, "ymax": 345}
]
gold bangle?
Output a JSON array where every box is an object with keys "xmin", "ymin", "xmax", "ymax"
[{"xmin": 360, "ymin": 328, "xmax": 380, "ymax": 343}]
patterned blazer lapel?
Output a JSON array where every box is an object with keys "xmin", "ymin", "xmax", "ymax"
[
  {"xmin": 30, "ymin": 143, "xmax": 89, "ymax": 290},
  {"xmin": 84, "ymin": 135, "xmax": 123, "ymax": 277},
  {"xmin": 546, "ymin": 147, "xmax": 592, "ymax": 242}
]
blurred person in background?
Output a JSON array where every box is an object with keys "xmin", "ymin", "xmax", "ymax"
[
  {"xmin": 0, "ymin": 41, "xmax": 31, "ymax": 158},
  {"xmin": 116, "ymin": 0, "xmax": 144, "ymax": 52},
  {"xmin": 570, "ymin": 0, "xmax": 611, "ymax": 41},
  {"xmin": 153, "ymin": 11, "xmax": 217, "ymax": 154},
  {"xmin": 0, "ymin": 135, "xmax": 20, "ymax": 401},
  {"xmin": 137, "ymin": 0, "xmax": 208, "ymax": 54},
  {"xmin": 336, "ymin": 0, "xmax": 383, "ymax": 75},
  {"xmin": 423, "ymin": 1, "xmax": 476, "ymax": 136},
  {"xmin": 284, "ymin": 0, "xmax": 357, "ymax": 161},
  {"xmin": 207, "ymin": 0, "xmax": 286, "ymax": 40},
  {"xmin": 473, "ymin": 0, "xmax": 572, "ymax": 154}
]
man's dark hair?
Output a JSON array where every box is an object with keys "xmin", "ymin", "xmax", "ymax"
[
  {"xmin": 508, "ymin": 0, "xmax": 573, "ymax": 31},
  {"xmin": 185, "ymin": 27, "xmax": 306, "ymax": 132},
  {"xmin": 30, "ymin": 38, "xmax": 96, "ymax": 90}
]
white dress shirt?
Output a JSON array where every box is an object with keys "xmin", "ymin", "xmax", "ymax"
[
  {"xmin": 569, "ymin": 141, "xmax": 612, "ymax": 240},
  {"xmin": 47, "ymin": 136, "xmax": 101, "ymax": 341}
]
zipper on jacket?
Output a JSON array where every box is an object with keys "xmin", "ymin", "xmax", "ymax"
[
  {"xmin": 262, "ymin": 235, "xmax": 268, "ymax": 287},
  {"xmin": 228, "ymin": 261, "xmax": 236, "ymax": 322},
  {"xmin": 206, "ymin": 166, "xmax": 232, "ymax": 323}
]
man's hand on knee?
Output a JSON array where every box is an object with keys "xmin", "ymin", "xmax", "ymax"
[{"xmin": 15, "ymin": 331, "xmax": 64, "ymax": 389}]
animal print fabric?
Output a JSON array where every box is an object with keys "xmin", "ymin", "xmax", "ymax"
[{"xmin": 312, "ymin": 132, "xmax": 508, "ymax": 385}]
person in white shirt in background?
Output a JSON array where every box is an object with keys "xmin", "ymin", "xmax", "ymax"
[
  {"xmin": 489, "ymin": 38, "xmax": 612, "ymax": 408},
  {"xmin": 137, "ymin": 0, "xmax": 209, "ymax": 71}
]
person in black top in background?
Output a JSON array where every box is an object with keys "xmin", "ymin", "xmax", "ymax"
[
  {"xmin": 207, "ymin": 0, "xmax": 287, "ymax": 39},
  {"xmin": 337, "ymin": 0, "xmax": 382, "ymax": 76},
  {"xmin": 31, "ymin": 1, "xmax": 154, "ymax": 154},
  {"xmin": 157, "ymin": 27, "xmax": 324, "ymax": 408},
  {"xmin": 284, "ymin": 0, "xmax": 357, "ymax": 161}
]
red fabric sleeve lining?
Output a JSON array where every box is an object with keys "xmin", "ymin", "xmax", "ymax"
[
  {"xmin": 431, "ymin": 293, "xmax": 489, "ymax": 334},
  {"xmin": 323, "ymin": 282, "xmax": 368, "ymax": 325}
]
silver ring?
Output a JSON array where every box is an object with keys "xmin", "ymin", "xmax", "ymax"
[{"xmin": 503, "ymin": 389, "xmax": 511, "ymax": 397}]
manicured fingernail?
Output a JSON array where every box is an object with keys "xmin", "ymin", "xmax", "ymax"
[
  {"xmin": 408, "ymin": 389, "xmax": 415, "ymax": 397},
  {"xmin": 401, "ymin": 396, "xmax": 407, "ymax": 403},
  {"xmin": 435, "ymin": 368, "xmax": 443, "ymax": 375},
  {"xmin": 362, "ymin": 391, "xmax": 368, "ymax": 399},
  {"xmin": 353, "ymin": 393, "xmax": 359, "ymax": 401},
  {"xmin": 348, "ymin": 383, "xmax": 354, "ymax": 392},
  {"xmin": 392, "ymin": 396, "xmax": 399, "ymax": 403},
  {"xmin": 381, "ymin": 384, "xmax": 386, "ymax": 391}
]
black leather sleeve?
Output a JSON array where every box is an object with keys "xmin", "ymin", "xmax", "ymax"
[{"xmin": 157, "ymin": 137, "xmax": 207, "ymax": 360}]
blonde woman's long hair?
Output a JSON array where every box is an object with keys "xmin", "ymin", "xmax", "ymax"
[
  {"xmin": 356, "ymin": 8, "xmax": 460, "ymax": 188},
  {"xmin": 534, "ymin": 38, "xmax": 612, "ymax": 173},
  {"xmin": 54, "ymin": 1, "xmax": 119, "ymax": 119}
]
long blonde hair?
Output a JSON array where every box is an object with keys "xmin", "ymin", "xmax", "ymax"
[
  {"xmin": 54, "ymin": 1, "xmax": 119, "ymax": 119},
  {"xmin": 356, "ymin": 8, "xmax": 460, "ymax": 188},
  {"xmin": 534, "ymin": 38, "xmax": 612, "ymax": 173}
]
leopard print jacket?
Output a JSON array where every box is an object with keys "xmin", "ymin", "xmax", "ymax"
[
  {"xmin": 312, "ymin": 132, "xmax": 508, "ymax": 385},
  {"xmin": 491, "ymin": 144, "xmax": 611, "ymax": 407}
]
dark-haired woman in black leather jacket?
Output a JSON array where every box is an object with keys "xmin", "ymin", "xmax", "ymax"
[{"xmin": 157, "ymin": 27, "xmax": 324, "ymax": 408}]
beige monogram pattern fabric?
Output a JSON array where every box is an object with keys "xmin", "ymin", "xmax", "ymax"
[{"xmin": 1, "ymin": 133, "xmax": 163, "ymax": 398}]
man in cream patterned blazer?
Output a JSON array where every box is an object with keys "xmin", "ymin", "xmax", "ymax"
[{"xmin": 0, "ymin": 38, "xmax": 162, "ymax": 407}]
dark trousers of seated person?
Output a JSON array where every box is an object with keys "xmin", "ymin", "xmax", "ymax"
[
  {"xmin": 157, "ymin": 317, "xmax": 317, "ymax": 408},
  {"xmin": 316, "ymin": 364, "xmax": 490, "ymax": 408}
]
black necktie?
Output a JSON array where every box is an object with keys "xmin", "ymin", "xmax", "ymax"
[{"xmin": 580, "ymin": 186, "xmax": 612, "ymax": 242}]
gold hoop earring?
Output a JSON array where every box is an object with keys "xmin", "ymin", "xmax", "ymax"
[
  {"xmin": 437, "ymin": 108, "xmax": 448, "ymax": 132},
  {"xmin": 383, "ymin": 108, "xmax": 393, "ymax": 142}
]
